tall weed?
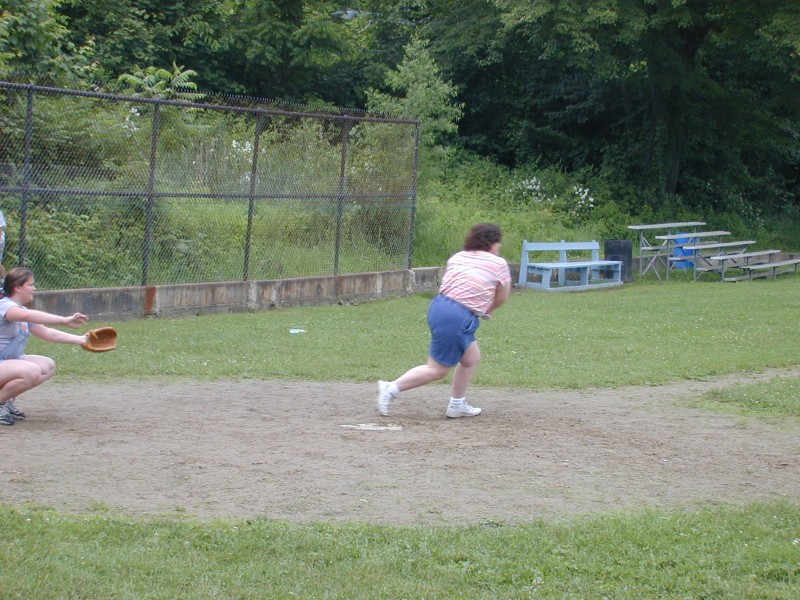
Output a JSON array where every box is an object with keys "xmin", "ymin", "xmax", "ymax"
[{"xmin": 415, "ymin": 150, "xmax": 799, "ymax": 264}]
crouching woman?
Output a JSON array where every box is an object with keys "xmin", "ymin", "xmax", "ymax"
[{"xmin": 0, "ymin": 267, "xmax": 90, "ymax": 425}]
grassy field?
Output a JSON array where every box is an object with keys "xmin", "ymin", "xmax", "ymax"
[
  {"xmin": 3, "ymin": 276, "xmax": 799, "ymax": 598},
  {"xmin": 2, "ymin": 502, "xmax": 797, "ymax": 599},
  {"xmin": 38, "ymin": 275, "xmax": 800, "ymax": 388}
]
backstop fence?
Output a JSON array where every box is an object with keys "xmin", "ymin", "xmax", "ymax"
[{"xmin": 0, "ymin": 81, "xmax": 420, "ymax": 291}]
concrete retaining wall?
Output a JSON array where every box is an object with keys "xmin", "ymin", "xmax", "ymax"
[
  {"xmin": 32, "ymin": 267, "xmax": 445, "ymax": 322},
  {"xmin": 30, "ymin": 253, "xmax": 797, "ymax": 322}
]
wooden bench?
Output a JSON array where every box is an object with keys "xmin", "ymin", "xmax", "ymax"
[
  {"xmin": 518, "ymin": 240, "xmax": 623, "ymax": 292},
  {"xmin": 739, "ymin": 258, "xmax": 800, "ymax": 280}
]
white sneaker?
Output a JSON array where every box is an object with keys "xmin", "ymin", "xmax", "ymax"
[
  {"xmin": 377, "ymin": 381, "xmax": 396, "ymax": 416},
  {"xmin": 445, "ymin": 402, "xmax": 481, "ymax": 418}
]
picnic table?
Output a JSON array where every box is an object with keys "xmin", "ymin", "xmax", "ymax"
[{"xmin": 627, "ymin": 222, "xmax": 705, "ymax": 280}]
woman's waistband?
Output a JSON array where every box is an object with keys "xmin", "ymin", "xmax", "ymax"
[{"xmin": 435, "ymin": 294, "xmax": 477, "ymax": 316}]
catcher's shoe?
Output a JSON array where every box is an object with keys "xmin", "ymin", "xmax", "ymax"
[
  {"xmin": 5, "ymin": 398, "xmax": 25, "ymax": 419},
  {"xmin": 0, "ymin": 403, "xmax": 15, "ymax": 426},
  {"xmin": 445, "ymin": 401, "xmax": 481, "ymax": 419}
]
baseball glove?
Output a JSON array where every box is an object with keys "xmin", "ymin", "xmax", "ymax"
[{"xmin": 82, "ymin": 327, "xmax": 118, "ymax": 352}]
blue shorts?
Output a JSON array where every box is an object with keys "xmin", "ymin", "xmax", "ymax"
[{"xmin": 426, "ymin": 294, "xmax": 480, "ymax": 367}]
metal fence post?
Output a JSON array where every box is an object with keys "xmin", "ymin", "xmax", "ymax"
[
  {"xmin": 406, "ymin": 119, "xmax": 421, "ymax": 269},
  {"xmin": 334, "ymin": 117, "xmax": 352, "ymax": 277},
  {"xmin": 243, "ymin": 114, "xmax": 267, "ymax": 281},
  {"xmin": 18, "ymin": 86, "xmax": 35, "ymax": 265},
  {"xmin": 143, "ymin": 103, "xmax": 161, "ymax": 286}
]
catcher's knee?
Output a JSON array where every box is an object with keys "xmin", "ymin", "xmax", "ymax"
[
  {"xmin": 29, "ymin": 357, "xmax": 56, "ymax": 378},
  {"xmin": 38, "ymin": 366, "xmax": 56, "ymax": 382},
  {"xmin": 18, "ymin": 370, "xmax": 43, "ymax": 389}
]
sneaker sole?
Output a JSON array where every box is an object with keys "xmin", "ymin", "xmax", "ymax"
[{"xmin": 445, "ymin": 411, "xmax": 481, "ymax": 419}]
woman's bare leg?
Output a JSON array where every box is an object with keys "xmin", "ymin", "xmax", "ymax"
[
  {"xmin": 394, "ymin": 357, "xmax": 451, "ymax": 392},
  {"xmin": 451, "ymin": 341, "xmax": 480, "ymax": 399},
  {"xmin": 0, "ymin": 356, "xmax": 55, "ymax": 403}
]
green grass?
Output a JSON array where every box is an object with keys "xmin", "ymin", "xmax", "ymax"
[
  {"xmin": 685, "ymin": 376, "xmax": 800, "ymax": 423},
  {"xmin": 39, "ymin": 275, "xmax": 800, "ymax": 388},
  {"xmin": 2, "ymin": 501, "xmax": 798, "ymax": 599},
  {"xmin": 9, "ymin": 275, "xmax": 800, "ymax": 598}
]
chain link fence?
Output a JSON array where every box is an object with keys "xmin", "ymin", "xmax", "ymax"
[{"xmin": 0, "ymin": 82, "xmax": 419, "ymax": 291}]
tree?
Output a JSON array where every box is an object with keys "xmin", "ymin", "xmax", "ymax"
[
  {"xmin": 57, "ymin": 0, "xmax": 230, "ymax": 87},
  {"xmin": 366, "ymin": 36, "xmax": 463, "ymax": 148},
  {"xmin": 57, "ymin": 0, "xmax": 383, "ymax": 105},
  {"xmin": 117, "ymin": 63, "xmax": 204, "ymax": 101},
  {"xmin": 0, "ymin": 0, "xmax": 96, "ymax": 84},
  {"xmin": 444, "ymin": 0, "xmax": 800, "ymax": 209}
]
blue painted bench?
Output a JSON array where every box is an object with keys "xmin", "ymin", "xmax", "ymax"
[{"xmin": 518, "ymin": 240, "xmax": 623, "ymax": 292}]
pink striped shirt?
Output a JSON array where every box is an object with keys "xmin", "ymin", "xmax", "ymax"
[{"xmin": 439, "ymin": 250, "xmax": 511, "ymax": 315}]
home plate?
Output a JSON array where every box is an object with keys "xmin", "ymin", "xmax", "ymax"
[{"xmin": 339, "ymin": 423, "xmax": 403, "ymax": 431}]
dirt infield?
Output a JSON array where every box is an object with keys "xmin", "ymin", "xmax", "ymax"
[{"xmin": 2, "ymin": 369, "xmax": 799, "ymax": 525}]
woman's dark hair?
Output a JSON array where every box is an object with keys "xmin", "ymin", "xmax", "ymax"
[
  {"xmin": 3, "ymin": 267, "xmax": 34, "ymax": 297},
  {"xmin": 463, "ymin": 223, "xmax": 503, "ymax": 252}
]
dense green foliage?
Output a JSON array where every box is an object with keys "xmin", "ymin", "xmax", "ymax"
[{"xmin": 1, "ymin": 0, "xmax": 799, "ymax": 249}]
